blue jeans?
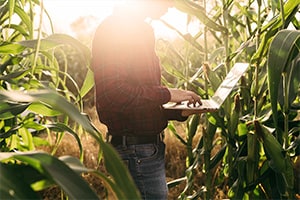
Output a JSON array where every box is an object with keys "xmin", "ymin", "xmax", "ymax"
[{"xmin": 114, "ymin": 141, "xmax": 168, "ymax": 200}]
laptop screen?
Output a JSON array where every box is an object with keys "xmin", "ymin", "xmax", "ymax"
[{"xmin": 211, "ymin": 62, "xmax": 249, "ymax": 106}]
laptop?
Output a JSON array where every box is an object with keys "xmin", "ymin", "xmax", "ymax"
[{"xmin": 163, "ymin": 62, "xmax": 249, "ymax": 112}]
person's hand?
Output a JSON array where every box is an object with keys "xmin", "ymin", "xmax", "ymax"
[
  {"xmin": 168, "ymin": 88, "xmax": 201, "ymax": 106},
  {"xmin": 168, "ymin": 88, "xmax": 202, "ymax": 117}
]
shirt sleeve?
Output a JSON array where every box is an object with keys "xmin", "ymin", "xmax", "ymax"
[{"xmin": 163, "ymin": 109, "xmax": 188, "ymax": 122}]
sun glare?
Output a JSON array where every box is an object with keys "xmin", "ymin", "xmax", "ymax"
[
  {"xmin": 43, "ymin": 0, "xmax": 193, "ymax": 39},
  {"xmin": 154, "ymin": 7, "xmax": 193, "ymax": 38},
  {"xmin": 43, "ymin": 0, "xmax": 117, "ymax": 34}
]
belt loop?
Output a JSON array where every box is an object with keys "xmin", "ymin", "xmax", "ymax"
[
  {"xmin": 157, "ymin": 131, "xmax": 164, "ymax": 144},
  {"xmin": 122, "ymin": 135, "xmax": 127, "ymax": 148}
]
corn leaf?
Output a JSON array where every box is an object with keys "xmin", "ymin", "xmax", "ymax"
[
  {"xmin": 0, "ymin": 42, "xmax": 25, "ymax": 54},
  {"xmin": 0, "ymin": 89, "xmax": 140, "ymax": 199},
  {"xmin": 252, "ymin": 0, "xmax": 300, "ymax": 62},
  {"xmin": 18, "ymin": 34, "xmax": 90, "ymax": 64},
  {"xmin": 79, "ymin": 68, "xmax": 94, "ymax": 99},
  {"xmin": 0, "ymin": 102, "xmax": 30, "ymax": 119},
  {"xmin": 8, "ymin": 0, "xmax": 15, "ymax": 26},
  {"xmin": 13, "ymin": 152, "xmax": 99, "ymax": 199},
  {"xmin": 267, "ymin": 30, "xmax": 300, "ymax": 129},
  {"xmin": 174, "ymin": 0, "xmax": 227, "ymax": 33},
  {"xmin": 27, "ymin": 102, "xmax": 61, "ymax": 117},
  {"xmin": 0, "ymin": 89, "xmax": 97, "ymax": 134},
  {"xmin": 0, "ymin": 163, "xmax": 41, "ymax": 199},
  {"xmin": 14, "ymin": 5, "xmax": 33, "ymax": 37},
  {"xmin": 99, "ymin": 139, "xmax": 141, "ymax": 199}
]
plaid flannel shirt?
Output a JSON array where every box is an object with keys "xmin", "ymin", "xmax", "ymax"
[{"xmin": 92, "ymin": 14, "xmax": 186, "ymax": 136}]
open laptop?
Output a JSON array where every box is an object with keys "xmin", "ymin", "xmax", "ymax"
[{"xmin": 163, "ymin": 62, "xmax": 249, "ymax": 112}]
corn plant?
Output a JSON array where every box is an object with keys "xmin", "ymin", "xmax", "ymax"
[
  {"xmin": 0, "ymin": 0, "xmax": 140, "ymax": 199},
  {"xmin": 159, "ymin": 0, "xmax": 300, "ymax": 199}
]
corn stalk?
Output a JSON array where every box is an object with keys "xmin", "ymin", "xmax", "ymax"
[
  {"xmin": 161, "ymin": 0, "xmax": 300, "ymax": 199},
  {"xmin": 0, "ymin": 0, "xmax": 140, "ymax": 199}
]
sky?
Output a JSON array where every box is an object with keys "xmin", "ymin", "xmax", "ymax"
[
  {"xmin": 43, "ymin": 0, "xmax": 115, "ymax": 35},
  {"xmin": 42, "ymin": 0, "xmax": 194, "ymax": 39},
  {"xmin": 44, "ymin": 0, "xmax": 116, "ymax": 20}
]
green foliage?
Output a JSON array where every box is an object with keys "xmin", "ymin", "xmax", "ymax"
[
  {"xmin": 267, "ymin": 30, "xmax": 300, "ymax": 132},
  {"xmin": 159, "ymin": 0, "xmax": 300, "ymax": 199},
  {"xmin": 0, "ymin": 0, "xmax": 140, "ymax": 199},
  {"xmin": 0, "ymin": 152, "xmax": 99, "ymax": 199},
  {"xmin": 0, "ymin": 91, "xmax": 140, "ymax": 199}
]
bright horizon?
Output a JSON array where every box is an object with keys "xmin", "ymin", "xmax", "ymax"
[{"xmin": 43, "ymin": 0, "xmax": 197, "ymax": 39}]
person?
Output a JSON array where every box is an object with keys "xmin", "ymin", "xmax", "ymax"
[{"xmin": 92, "ymin": 1, "xmax": 201, "ymax": 199}]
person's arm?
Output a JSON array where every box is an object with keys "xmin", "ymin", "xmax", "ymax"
[
  {"xmin": 95, "ymin": 65, "xmax": 202, "ymax": 115},
  {"xmin": 163, "ymin": 109, "xmax": 188, "ymax": 121}
]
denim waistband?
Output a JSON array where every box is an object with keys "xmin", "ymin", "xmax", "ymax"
[{"xmin": 107, "ymin": 132, "xmax": 164, "ymax": 147}]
